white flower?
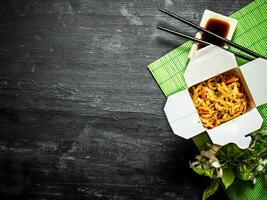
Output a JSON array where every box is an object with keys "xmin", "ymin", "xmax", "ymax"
[
  {"xmin": 211, "ymin": 144, "xmax": 220, "ymax": 152},
  {"xmin": 217, "ymin": 168, "xmax": 223, "ymax": 178},
  {"xmin": 211, "ymin": 161, "xmax": 221, "ymax": 168},
  {"xmin": 190, "ymin": 161, "xmax": 200, "ymax": 168},
  {"xmin": 203, "ymin": 164, "xmax": 209, "ymax": 170},
  {"xmin": 256, "ymin": 164, "xmax": 264, "ymax": 172},
  {"xmin": 257, "ymin": 159, "xmax": 267, "ymax": 172},
  {"xmin": 195, "ymin": 155, "xmax": 201, "ymax": 160},
  {"xmin": 200, "ymin": 151, "xmax": 206, "ymax": 157},
  {"xmin": 252, "ymin": 178, "xmax": 256, "ymax": 185}
]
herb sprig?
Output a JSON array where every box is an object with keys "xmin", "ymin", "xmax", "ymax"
[{"xmin": 190, "ymin": 130, "xmax": 267, "ymax": 200}]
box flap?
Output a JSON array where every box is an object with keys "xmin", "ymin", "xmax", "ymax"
[
  {"xmin": 164, "ymin": 90, "xmax": 205, "ymax": 139},
  {"xmin": 184, "ymin": 45, "xmax": 237, "ymax": 87},
  {"xmin": 207, "ymin": 108, "xmax": 263, "ymax": 149},
  {"xmin": 240, "ymin": 58, "xmax": 267, "ymax": 106},
  {"xmin": 169, "ymin": 113, "xmax": 205, "ymax": 139}
]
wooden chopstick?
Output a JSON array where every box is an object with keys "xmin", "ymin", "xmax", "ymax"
[
  {"xmin": 157, "ymin": 25, "xmax": 254, "ymax": 61},
  {"xmin": 159, "ymin": 8, "xmax": 267, "ymax": 60}
]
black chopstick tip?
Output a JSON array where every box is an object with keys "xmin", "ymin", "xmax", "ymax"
[
  {"xmin": 157, "ymin": 26, "xmax": 166, "ymax": 31},
  {"xmin": 157, "ymin": 26, "xmax": 168, "ymax": 32},
  {"xmin": 159, "ymin": 8, "xmax": 167, "ymax": 13}
]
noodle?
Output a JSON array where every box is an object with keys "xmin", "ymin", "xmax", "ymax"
[{"xmin": 189, "ymin": 71, "xmax": 248, "ymax": 129}]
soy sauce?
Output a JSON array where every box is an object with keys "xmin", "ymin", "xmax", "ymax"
[{"xmin": 198, "ymin": 18, "xmax": 230, "ymax": 49}]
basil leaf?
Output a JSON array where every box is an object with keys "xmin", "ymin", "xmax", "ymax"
[
  {"xmin": 221, "ymin": 168, "xmax": 235, "ymax": 189},
  {"xmin": 192, "ymin": 167, "xmax": 214, "ymax": 178},
  {"xmin": 236, "ymin": 164, "xmax": 253, "ymax": 181},
  {"xmin": 217, "ymin": 143, "xmax": 254, "ymax": 165},
  {"xmin": 202, "ymin": 179, "xmax": 220, "ymax": 200}
]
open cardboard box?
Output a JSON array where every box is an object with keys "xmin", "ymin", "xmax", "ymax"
[{"xmin": 164, "ymin": 45, "xmax": 267, "ymax": 149}]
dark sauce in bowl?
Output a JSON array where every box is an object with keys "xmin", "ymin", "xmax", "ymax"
[{"xmin": 198, "ymin": 18, "xmax": 230, "ymax": 49}]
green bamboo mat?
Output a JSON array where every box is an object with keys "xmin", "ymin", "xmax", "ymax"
[{"xmin": 148, "ymin": 0, "xmax": 267, "ymax": 199}]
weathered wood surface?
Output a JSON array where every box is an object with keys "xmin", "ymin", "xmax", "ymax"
[{"xmin": 0, "ymin": 0, "xmax": 251, "ymax": 199}]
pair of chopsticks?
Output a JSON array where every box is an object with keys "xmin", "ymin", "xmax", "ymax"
[{"xmin": 158, "ymin": 8, "xmax": 267, "ymax": 61}]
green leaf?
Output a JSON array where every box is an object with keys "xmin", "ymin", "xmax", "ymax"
[
  {"xmin": 192, "ymin": 167, "xmax": 214, "ymax": 178},
  {"xmin": 202, "ymin": 179, "xmax": 220, "ymax": 200},
  {"xmin": 217, "ymin": 143, "xmax": 254, "ymax": 166},
  {"xmin": 221, "ymin": 168, "xmax": 235, "ymax": 189},
  {"xmin": 217, "ymin": 143, "xmax": 245, "ymax": 161},
  {"xmin": 236, "ymin": 164, "xmax": 253, "ymax": 181},
  {"xmin": 259, "ymin": 130, "xmax": 267, "ymax": 136}
]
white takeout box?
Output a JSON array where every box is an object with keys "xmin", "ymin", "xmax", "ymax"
[{"xmin": 164, "ymin": 45, "xmax": 267, "ymax": 149}]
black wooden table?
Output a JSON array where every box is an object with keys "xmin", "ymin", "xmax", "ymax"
[{"xmin": 0, "ymin": 1, "xmax": 252, "ymax": 199}]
